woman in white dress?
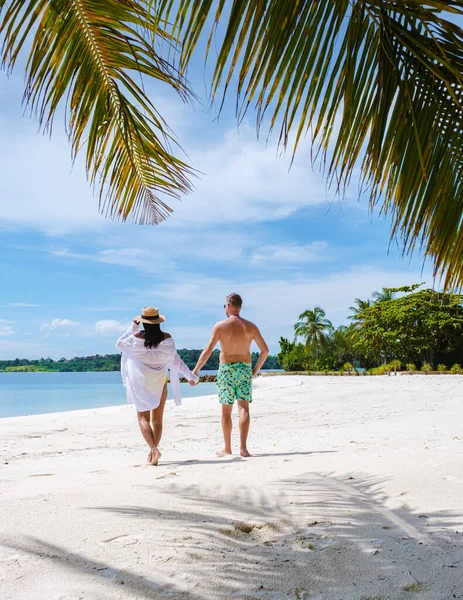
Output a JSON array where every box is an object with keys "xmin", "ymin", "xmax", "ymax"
[{"xmin": 116, "ymin": 307, "xmax": 199, "ymax": 465}]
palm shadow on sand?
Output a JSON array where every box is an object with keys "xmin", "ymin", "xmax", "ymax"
[{"xmin": 2, "ymin": 471, "xmax": 462, "ymax": 599}]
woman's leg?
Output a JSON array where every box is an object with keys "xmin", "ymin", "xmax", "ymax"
[
  {"xmin": 151, "ymin": 383, "xmax": 168, "ymax": 447},
  {"xmin": 137, "ymin": 410, "xmax": 161, "ymax": 465}
]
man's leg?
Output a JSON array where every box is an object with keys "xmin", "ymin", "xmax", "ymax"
[
  {"xmin": 151, "ymin": 383, "xmax": 168, "ymax": 447},
  {"xmin": 217, "ymin": 404, "xmax": 233, "ymax": 456},
  {"xmin": 237, "ymin": 400, "xmax": 251, "ymax": 457},
  {"xmin": 137, "ymin": 410, "xmax": 161, "ymax": 465}
]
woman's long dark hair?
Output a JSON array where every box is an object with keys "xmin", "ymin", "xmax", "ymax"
[{"xmin": 142, "ymin": 323, "xmax": 165, "ymax": 349}]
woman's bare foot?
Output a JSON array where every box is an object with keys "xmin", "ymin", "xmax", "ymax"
[
  {"xmin": 147, "ymin": 450, "xmax": 152, "ymax": 463},
  {"xmin": 149, "ymin": 449, "xmax": 161, "ymax": 466},
  {"xmin": 240, "ymin": 449, "xmax": 251, "ymax": 457},
  {"xmin": 216, "ymin": 449, "xmax": 232, "ymax": 457}
]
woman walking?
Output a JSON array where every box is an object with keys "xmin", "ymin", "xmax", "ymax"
[{"xmin": 116, "ymin": 307, "xmax": 198, "ymax": 465}]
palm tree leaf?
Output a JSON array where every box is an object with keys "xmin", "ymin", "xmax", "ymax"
[
  {"xmin": 156, "ymin": 0, "xmax": 463, "ymax": 287},
  {"xmin": 0, "ymin": 0, "xmax": 194, "ymax": 224}
]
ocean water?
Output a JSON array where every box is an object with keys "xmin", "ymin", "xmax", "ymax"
[{"xmin": 0, "ymin": 372, "xmax": 217, "ymax": 418}]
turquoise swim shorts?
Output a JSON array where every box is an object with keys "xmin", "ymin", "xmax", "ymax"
[{"xmin": 217, "ymin": 362, "xmax": 253, "ymax": 404}]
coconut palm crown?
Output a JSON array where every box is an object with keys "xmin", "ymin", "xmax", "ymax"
[
  {"xmin": 3, "ymin": 1, "xmax": 463, "ymax": 288},
  {"xmin": 294, "ymin": 307, "xmax": 334, "ymax": 358}
]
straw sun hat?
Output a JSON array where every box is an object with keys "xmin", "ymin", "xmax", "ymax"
[{"xmin": 135, "ymin": 306, "xmax": 166, "ymax": 325}]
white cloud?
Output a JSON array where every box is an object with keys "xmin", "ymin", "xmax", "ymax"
[
  {"xmin": 40, "ymin": 318, "xmax": 80, "ymax": 336},
  {"xmin": 0, "ymin": 95, "xmax": 359, "ymax": 234},
  {"xmin": 0, "ymin": 325, "xmax": 15, "ymax": 337},
  {"xmin": 51, "ymin": 246, "xmax": 175, "ymax": 272},
  {"xmin": 95, "ymin": 320, "xmax": 129, "ymax": 335},
  {"xmin": 169, "ymin": 126, "xmax": 333, "ymax": 225},
  {"xmin": 251, "ymin": 241, "xmax": 329, "ymax": 264},
  {"xmin": 146, "ymin": 265, "xmax": 432, "ymax": 351},
  {"xmin": 8, "ymin": 302, "xmax": 40, "ymax": 307}
]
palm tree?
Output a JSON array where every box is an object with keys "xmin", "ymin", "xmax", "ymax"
[
  {"xmin": 348, "ymin": 298, "xmax": 372, "ymax": 321},
  {"xmin": 3, "ymin": 2, "xmax": 463, "ymax": 287},
  {"xmin": 294, "ymin": 307, "xmax": 333, "ymax": 359},
  {"xmin": 372, "ymin": 288, "xmax": 396, "ymax": 303}
]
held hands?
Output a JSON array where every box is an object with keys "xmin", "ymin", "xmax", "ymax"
[
  {"xmin": 133, "ymin": 319, "xmax": 140, "ymax": 326},
  {"xmin": 189, "ymin": 371, "xmax": 200, "ymax": 386}
]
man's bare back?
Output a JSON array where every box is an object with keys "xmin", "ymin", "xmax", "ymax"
[
  {"xmin": 194, "ymin": 315, "xmax": 268, "ymax": 375},
  {"xmin": 216, "ymin": 316, "xmax": 257, "ymax": 364}
]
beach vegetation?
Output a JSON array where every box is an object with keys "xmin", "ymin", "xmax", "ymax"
[
  {"xmin": 2, "ymin": 2, "xmax": 463, "ymax": 287},
  {"xmin": 389, "ymin": 360, "xmax": 402, "ymax": 374},
  {"xmin": 437, "ymin": 364, "xmax": 448, "ymax": 372},
  {"xmin": 294, "ymin": 308, "xmax": 334, "ymax": 359},
  {"xmin": 421, "ymin": 362, "xmax": 433, "ymax": 374},
  {"xmin": 450, "ymin": 363, "xmax": 462, "ymax": 374},
  {"xmin": 280, "ymin": 284, "xmax": 463, "ymax": 374},
  {"xmin": 342, "ymin": 362, "xmax": 355, "ymax": 375},
  {"xmin": 372, "ymin": 289, "xmax": 396, "ymax": 303}
]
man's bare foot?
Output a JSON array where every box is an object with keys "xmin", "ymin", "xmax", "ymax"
[
  {"xmin": 216, "ymin": 449, "xmax": 232, "ymax": 457},
  {"xmin": 240, "ymin": 449, "xmax": 252, "ymax": 457},
  {"xmin": 149, "ymin": 449, "xmax": 161, "ymax": 466}
]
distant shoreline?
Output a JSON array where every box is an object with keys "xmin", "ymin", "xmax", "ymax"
[{"xmin": 0, "ymin": 350, "xmax": 281, "ymax": 373}]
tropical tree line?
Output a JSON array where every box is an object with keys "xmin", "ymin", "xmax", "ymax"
[
  {"xmin": 278, "ymin": 285, "xmax": 463, "ymax": 373},
  {"xmin": 1, "ymin": 2, "xmax": 463, "ymax": 287},
  {"xmin": 0, "ymin": 349, "xmax": 281, "ymax": 373}
]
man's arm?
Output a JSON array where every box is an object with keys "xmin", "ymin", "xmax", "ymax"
[
  {"xmin": 252, "ymin": 327, "xmax": 269, "ymax": 377},
  {"xmin": 193, "ymin": 324, "xmax": 220, "ymax": 376}
]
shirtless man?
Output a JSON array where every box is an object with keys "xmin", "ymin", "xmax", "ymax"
[{"xmin": 193, "ymin": 293, "xmax": 269, "ymax": 457}]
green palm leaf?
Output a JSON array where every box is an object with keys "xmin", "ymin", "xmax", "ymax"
[
  {"xmin": 0, "ymin": 0, "xmax": 194, "ymax": 224},
  {"xmin": 157, "ymin": 0, "xmax": 463, "ymax": 287},
  {"xmin": 294, "ymin": 306, "xmax": 333, "ymax": 356}
]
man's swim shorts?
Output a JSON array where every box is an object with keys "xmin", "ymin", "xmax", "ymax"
[{"xmin": 217, "ymin": 362, "xmax": 253, "ymax": 404}]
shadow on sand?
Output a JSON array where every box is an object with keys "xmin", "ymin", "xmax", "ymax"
[{"xmin": 2, "ymin": 472, "xmax": 462, "ymax": 599}]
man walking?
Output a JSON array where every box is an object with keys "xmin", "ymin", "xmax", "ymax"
[{"xmin": 193, "ymin": 293, "xmax": 269, "ymax": 457}]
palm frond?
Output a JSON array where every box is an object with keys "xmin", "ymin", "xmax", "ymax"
[
  {"xmin": 156, "ymin": 0, "xmax": 463, "ymax": 287},
  {"xmin": 0, "ymin": 0, "xmax": 194, "ymax": 224}
]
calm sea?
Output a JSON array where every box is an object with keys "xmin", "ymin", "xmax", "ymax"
[{"xmin": 0, "ymin": 372, "xmax": 218, "ymax": 418}]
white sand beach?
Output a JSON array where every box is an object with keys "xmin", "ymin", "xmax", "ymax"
[{"xmin": 1, "ymin": 375, "xmax": 462, "ymax": 600}]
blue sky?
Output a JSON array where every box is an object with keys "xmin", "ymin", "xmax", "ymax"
[{"xmin": 0, "ymin": 30, "xmax": 436, "ymax": 360}]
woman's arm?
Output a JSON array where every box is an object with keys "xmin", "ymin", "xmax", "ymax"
[
  {"xmin": 115, "ymin": 321, "xmax": 140, "ymax": 351},
  {"xmin": 171, "ymin": 351, "xmax": 199, "ymax": 383}
]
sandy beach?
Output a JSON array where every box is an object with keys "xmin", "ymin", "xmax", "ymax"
[{"xmin": 1, "ymin": 375, "xmax": 462, "ymax": 599}]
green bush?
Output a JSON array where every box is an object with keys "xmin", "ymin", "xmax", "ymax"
[
  {"xmin": 371, "ymin": 364, "xmax": 391, "ymax": 375},
  {"xmin": 342, "ymin": 362, "xmax": 355, "ymax": 374},
  {"xmin": 421, "ymin": 362, "xmax": 433, "ymax": 374},
  {"xmin": 281, "ymin": 345, "xmax": 306, "ymax": 371},
  {"xmin": 389, "ymin": 359, "xmax": 402, "ymax": 374},
  {"xmin": 437, "ymin": 364, "xmax": 447, "ymax": 372},
  {"xmin": 406, "ymin": 363, "xmax": 416, "ymax": 373},
  {"xmin": 450, "ymin": 363, "xmax": 462, "ymax": 374}
]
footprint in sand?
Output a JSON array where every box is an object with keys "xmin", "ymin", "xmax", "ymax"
[{"xmin": 30, "ymin": 473, "xmax": 54, "ymax": 477}]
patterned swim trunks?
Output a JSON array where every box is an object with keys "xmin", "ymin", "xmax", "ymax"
[{"xmin": 217, "ymin": 362, "xmax": 253, "ymax": 405}]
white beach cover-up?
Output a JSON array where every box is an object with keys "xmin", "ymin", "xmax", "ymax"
[{"xmin": 116, "ymin": 323, "xmax": 199, "ymax": 412}]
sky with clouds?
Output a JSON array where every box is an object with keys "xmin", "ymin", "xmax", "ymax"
[{"xmin": 0, "ymin": 24, "xmax": 441, "ymax": 360}]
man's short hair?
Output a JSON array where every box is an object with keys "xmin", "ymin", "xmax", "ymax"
[{"xmin": 226, "ymin": 293, "xmax": 243, "ymax": 308}]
